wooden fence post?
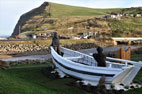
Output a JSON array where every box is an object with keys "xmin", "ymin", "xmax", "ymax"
[{"xmin": 116, "ymin": 47, "xmax": 131, "ymax": 63}]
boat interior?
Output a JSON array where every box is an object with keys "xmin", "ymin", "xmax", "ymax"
[{"xmin": 60, "ymin": 47, "xmax": 129, "ymax": 69}]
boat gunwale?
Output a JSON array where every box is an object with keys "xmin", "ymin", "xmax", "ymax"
[{"xmin": 51, "ymin": 46, "xmax": 125, "ymax": 73}]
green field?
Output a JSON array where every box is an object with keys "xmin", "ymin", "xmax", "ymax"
[{"xmin": 48, "ymin": 3, "xmax": 121, "ymax": 17}]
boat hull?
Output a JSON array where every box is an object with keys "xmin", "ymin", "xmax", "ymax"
[{"xmin": 51, "ymin": 46, "xmax": 142, "ymax": 86}]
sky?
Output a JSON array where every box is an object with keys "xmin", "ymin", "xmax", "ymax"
[{"xmin": 0, "ymin": 0, "xmax": 142, "ymax": 36}]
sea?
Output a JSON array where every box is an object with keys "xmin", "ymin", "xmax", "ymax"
[{"xmin": 0, "ymin": 35, "xmax": 9, "ymax": 38}]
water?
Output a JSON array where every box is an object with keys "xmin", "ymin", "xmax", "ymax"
[{"xmin": 0, "ymin": 35, "xmax": 9, "ymax": 38}]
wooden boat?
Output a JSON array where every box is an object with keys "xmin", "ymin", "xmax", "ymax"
[{"xmin": 50, "ymin": 46, "xmax": 142, "ymax": 86}]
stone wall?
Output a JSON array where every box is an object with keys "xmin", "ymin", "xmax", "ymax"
[
  {"xmin": 0, "ymin": 44, "xmax": 49, "ymax": 55},
  {"xmin": 0, "ymin": 43, "xmax": 99, "ymax": 56}
]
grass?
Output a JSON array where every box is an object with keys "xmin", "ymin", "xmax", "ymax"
[
  {"xmin": 48, "ymin": 3, "xmax": 121, "ymax": 17},
  {"xmin": 0, "ymin": 67, "xmax": 88, "ymax": 94},
  {"xmin": 0, "ymin": 54, "xmax": 142, "ymax": 94},
  {"xmin": 122, "ymin": 8, "xmax": 142, "ymax": 14},
  {"xmin": 108, "ymin": 18, "xmax": 142, "ymax": 37},
  {"xmin": 0, "ymin": 66, "xmax": 142, "ymax": 94},
  {"xmin": 131, "ymin": 54, "xmax": 142, "ymax": 61}
]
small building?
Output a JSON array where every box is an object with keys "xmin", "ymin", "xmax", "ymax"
[
  {"xmin": 134, "ymin": 14, "xmax": 141, "ymax": 17},
  {"xmin": 102, "ymin": 15, "xmax": 110, "ymax": 19},
  {"xmin": 110, "ymin": 13, "xmax": 123, "ymax": 19},
  {"xmin": 124, "ymin": 13, "xmax": 130, "ymax": 17},
  {"xmin": 32, "ymin": 34, "xmax": 37, "ymax": 39},
  {"xmin": 111, "ymin": 15, "xmax": 117, "ymax": 18},
  {"xmin": 41, "ymin": 33, "xmax": 47, "ymax": 37},
  {"xmin": 85, "ymin": 26, "xmax": 90, "ymax": 29},
  {"xmin": 130, "ymin": 14, "xmax": 134, "ymax": 17},
  {"xmin": 83, "ymin": 31, "xmax": 99, "ymax": 38}
]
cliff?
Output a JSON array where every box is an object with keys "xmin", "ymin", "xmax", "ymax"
[{"xmin": 11, "ymin": 2, "xmax": 49, "ymax": 37}]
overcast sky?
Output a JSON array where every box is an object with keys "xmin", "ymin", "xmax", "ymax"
[{"xmin": 0, "ymin": 0, "xmax": 142, "ymax": 36}]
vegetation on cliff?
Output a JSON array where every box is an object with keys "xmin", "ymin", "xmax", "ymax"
[
  {"xmin": 12, "ymin": 2, "xmax": 142, "ymax": 37},
  {"xmin": 11, "ymin": 2, "xmax": 120, "ymax": 37}
]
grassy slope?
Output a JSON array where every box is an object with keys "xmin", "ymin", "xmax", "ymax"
[
  {"xmin": 108, "ymin": 18, "xmax": 142, "ymax": 37},
  {"xmin": 48, "ymin": 3, "xmax": 121, "ymax": 17},
  {"xmin": 108, "ymin": 18, "xmax": 142, "ymax": 31},
  {"xmin": 122, "ymin": 8, "xmax": 142, "ymax": 14}
]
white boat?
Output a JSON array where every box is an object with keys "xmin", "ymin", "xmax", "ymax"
[{"xmin": 50, "ymin": 46, "xmax": 142, "ymax": 86}]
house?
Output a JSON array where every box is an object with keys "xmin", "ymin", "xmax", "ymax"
[
  {"xmin": 111, "ymin": 15, "xmax": 117, "ymax": 18},
  {"xmin": 41, "ymin": 33, "xmax": 47, "ymax": 37},
  {"xmin": 83, "ymin": 31, "xmax": 99, "ymax": 38},
  {"xmin": 85, "ymin": 26, "xmax": 90, "ymax": 29},
  {"xmin": 130, "ymin": 14, "xmax": 134, "ymax": 17},
  {"xmin": 134, "ymin": 14, "xmax": 141, "ymax": 17},
  {"xmin": 110, "ymin": 13, "xmax": 123, "ymax": 19},
  {"xmin": 32, "ymin": 34, "xmax": 37, "ymax": 39}
]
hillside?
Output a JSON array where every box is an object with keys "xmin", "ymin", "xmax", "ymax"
[
  {"xmin": 12, "ymin": 2, "xmax": 142, "ymax": 38},
  {"xmin": 11, "ymin": 2, "xmax": 120, "ymax": 37},
  {"xmin": 108, "ymin": 18, "xmax": 142, "ymax": 37},
  {"xmin": 121, "ymin": 7, "xmax": 142, "ymax": 14}
]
